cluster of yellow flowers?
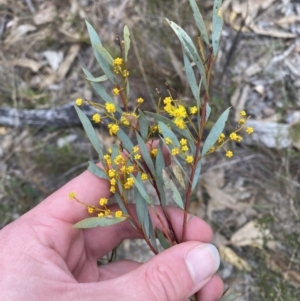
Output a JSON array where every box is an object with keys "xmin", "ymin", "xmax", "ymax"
[
  {"xmin": 164, "ymin": 137, "xmax": 194, "ymax": 164},
  {"xmin": 132, "ymin": 146, "xmax": 141, "ymax": 160},
  {"xmin": 113, "ymin": 57, "xmax": 123, "ymax": 73},
  {"xmin": 108, "ymin": 123, "xmax": 119, "ymax": 136},
  {"xmin": 209, "ymin": 110, "xmax": 254, "ymax": 158},
  {"xmin": 68, "ymin": 192, "xmax": 123, "ymax": 218},
  {"xmin": 112, "ymin": 57, "xmax": 129, "ymax": 94},
  {"xmin": 76, "ymin": 98, "xmax": 144, "ymax": 137},
  {"xmin": 76, "ymin": 55, "xmax": 146, "ymax": 140},
  {"xmin": 161, "ymin": 97, "xmax": 197, "ymax": 130},
  {"xmin": 101, "ymin": 145, "xmax": 151, "ymax": 194},
  {"xmin": 73, "ymin": 52, "xmax": 255, "ymax": 226}
]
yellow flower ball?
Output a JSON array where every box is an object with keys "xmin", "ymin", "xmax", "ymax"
[
  {"xmin": 92, "ymin": 113, "xmax": 101, "ymax": 123},
  {"xmin": 75, "ymin": 98, "xmax": 83, "ymax": 106},
  {"xmin": 108, "ymin": 123, "xmax": 119, "ymax": 136},
  {"xmin": 108, "ymin": 169, "xmax": 116, "ymax": 178},
  {"xmin": 126, "ymin": 166, "xmax": 134, "ymax": 174},
  {"xmin": 112, "ymin": 88, "xmax": 120, "ymax": 96},
  {"xmin": 141, "ymin": 173, "xmax": 148, "ymax": 181},
  {"xmin": 87, "ymin": 206, "xmax": 95, "ymax": 214},
  {"xmin": 105, "ymin": 102, "xmax": 116, "ymax": 113},
  {"xmin": 151, "ymin": 148, "xmax": 158, "ymax": 157},
  {"xmin": 246, "ymin": 127, "xmax": 254, "ymax": 134},
  {"xmin": 113, "ymin": 57, "xmax": 123, "ymax": 66},
  {"xmin": 165, "ymin": 137, "xmax": 173, "ymax": 145},
  {"xmin": 190, "ymin": 106, "xmax": 198, "ymax": 114},
  {"xmin": 171, "ymin": 148, "xmax": 179, "ymax": 156},
  {"xmin": 134, "ymin": 154, "xmax": 141, "ymax": 160},
  {"xmin": 132, "ymin": 146, "xmax": 139, "ymax": 153},
  {"xmin": 186, "ymin": 155, "xmax": 194, "ymax": 164},
  {"xmin": 69, "ymin": 192, "xmax": 76, "ymax": 199},
  {"xmin": 225, "ymin": 150, "xmax": 233, "ymax": 158},
  {"xmin": 124, "ymin": 177, "xmax": 135, "ymax": 189},
  {"xmin": 115, "ymin": 210, "xmax": 123, "ymax": 218},
  {"xmin": 180, "ymin": 138, "xmax": 187, "ymax": 146},
  {"xmin": 99, "ymin": 198, "xmax": 108, "ymax": 206},
  {"xmin": 163, "ymin": 97, "xmax": 172, "ymax": 104}
]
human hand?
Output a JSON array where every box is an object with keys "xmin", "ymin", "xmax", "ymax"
[{"xmin": 0, "ymin": 157, "xmax": 223, "ymax": 301}]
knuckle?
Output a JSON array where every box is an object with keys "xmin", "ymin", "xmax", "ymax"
[{"xmin": 144, "ymin": 262, "xmax": 181, "ymax": 301}]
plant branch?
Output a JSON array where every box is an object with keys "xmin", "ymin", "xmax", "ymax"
[
  {"xmin": 120, "ymin": 191, "xmax": 158, "ymax": 254},
  {"xmin": 181, "ymin": 52, "xmax": 214, "ymax": 242}
]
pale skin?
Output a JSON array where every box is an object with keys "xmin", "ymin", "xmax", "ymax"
[{"xmin": 0, "ymin": 146, "xmax": 224, "ymax": 301}]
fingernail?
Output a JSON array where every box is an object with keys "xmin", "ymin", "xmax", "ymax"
[{"xmin": 185, "ymin": 243, "xmax": 220, "ymax": 284}]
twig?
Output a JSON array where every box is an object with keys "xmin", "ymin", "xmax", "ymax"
[
  {"xmin": 0, "ymin": 12, "xmax": 8, "ymax": 41},
  {"xmin": 24, "ymin": 0, "xmax": 36, "ymax": 14}
]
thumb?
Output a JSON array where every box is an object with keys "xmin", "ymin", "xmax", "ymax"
[{"xmin": 111, "ymin": 242, "xmax": 220, "ymax": 301}]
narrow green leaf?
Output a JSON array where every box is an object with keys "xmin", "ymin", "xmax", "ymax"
[
  {"xmin": 110, "ymin": 145, "xmax": 119, "ymax": 169},
  {"xmin": 156, "ymin": 228, "xmax": 171, "ymax": 250},
  {"xmin": 85, "ymin": 20, "xmax": 101, "ymax": 47},
  {"xmin": 183, "ymin": 36, "xmax": 207, "ymax": 91},
  {"xmin": 156, "ymin": 179, "xmax": 166, "ymax": 214},
  {"xmin": 123, "ymin": 25, "xmax": 130, "ymax": 63},
  {"xmin": 73, "ymin": 216, "xmax": 126, "ymax": 229},
  {"xmin": 220, "ymin": 293, "xmax": 243, "ymax": 301},
  {"xmin": 157, "ymin": 121, "xmax": 180, "ymax": 147},
  {"xmin": 189, "ymin": 0, "xmax": 209, "ymax": 45},
  {"xmin": 212, "ymin": 0, "xmax": 223, "ymax": 57},
  {"xmin": 163, "ymin": 143, "xmax": 189, "ymax": 180},
  {"xmin": 82, "ymin": 68, "xmax": 122, "ymax": 113},
  {"xmin": 134, "ymin": 175, "xmax": 154, "ymax": 247},
  {"xmin": 162, "ymin": 169, "xmax": 184, "ymax": 209},
  {"xmin": 88, "ymin": 161, "xmax": 108, "ymax": 180},
  {"xmin": 155, "ymin": 141, "xmax": 166, "ymax": 211},
  {"xmin": 138, "ymin": 110, "xmax": 149, "ymax": 140},
  {"xmin": 201, "ymin": 107, "xmax": 230, "ymax": 155},
  {"xmin": 148, "ymin": 217, "xmax": 158, "ymax": 252},
  {"xmin": 206, "ymin": 103, "xmax": 211, "ymax": 121},
  {"xmin": 74, "ymin": 105, "xmax": 104, "ymax": 160},
  {"xmin": 136, "ymin": 132, "xmax": 155, "ymax": 176},
  {"xmin": 165, "ymin": 18, "xmax": 207, "ymax": 90},
  {"xmin": 116, "ymin": 179, "xmax": 124, "ymax": 197},
  {"xmin": 82, "ymin": 72, "xmax": 108, "ymax": 83},
  {"xmin": 126, "ymin": 77, "xmax": 130, "ymax": 99},
  {"xmin": 85, "ymin": 20, "xmax": 115, "ymax": 83},
  {"xmin": 143, "ymin": 207, "xmax": 150, "ymax": 237},
  {"xmin": 112, "ymin": 193, "xmax": 135, "ymax": 229},
  {"xmin": 116, "ymin": 128, "xmax": 134, "ymax": 153},
  {"xmin": 171, "ymin": 161, "xmax": 186, "ymax": 189},
  {"xmin": 155, "ymin": 140, "xmax": 165, "ymax": 174},
  {"xmin": 183, "ymin": 51, "xmax": 199, "ymax": 103},
  {"xmin": 191, "ymin": 160, "xmax": 201, "ymax": 191},
  {"xmin": 145, "ymin": 111, "xmax": 194, "ymax": 142},
  {"xmin": 134, "ymin": 186, "xmax": 148, "ymax": 226},
  {"xmin": 196, "ymin": 78, "xmax": 202, "ymax": 127},
  {"xmin": 112, "ymin": 194, "xmax": 129, "ymax": 217},
  {"xmin": 132, "ymin": 173, "xmax": 153, "ymax": 206},
  {"xmin": 188, "ymin": 139, "xmax": 196, "ymax": 156},
  {"xmin": 94, "ymin": 44, "xmax": 114, "ymax": 65}
]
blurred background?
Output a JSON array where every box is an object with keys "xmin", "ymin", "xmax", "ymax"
[{"xmin": 0, "ymin": 0, "xmax": 300, "ymax": 300}]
